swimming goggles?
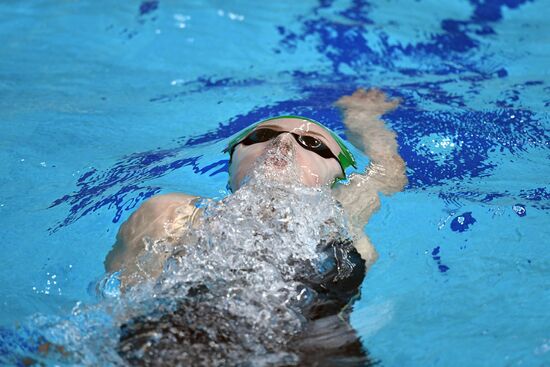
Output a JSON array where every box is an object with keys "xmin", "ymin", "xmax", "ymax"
[
  {"xmin": 225, "ymin": 115, "xmax": 357, "ymax": 178},
  {"xmin": 238, "ymin": 128, "xmax": 339, "ymax": 160}
]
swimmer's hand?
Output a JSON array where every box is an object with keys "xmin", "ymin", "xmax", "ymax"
[
  {"xmin": 336, "ymin": 88, "xmax": 401, "ymax": 158},
  {"xmin": 336, "ymin": 88, "xmax": 400, "ymax": 123},
  {"xmin": 335, "ymin": 88, "xmax": 407, "ymax": 194}
]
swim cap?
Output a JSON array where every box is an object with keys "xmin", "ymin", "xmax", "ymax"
[{"xmin": 225, "ymin": 116, "xmax": 357, "ymax": 180}]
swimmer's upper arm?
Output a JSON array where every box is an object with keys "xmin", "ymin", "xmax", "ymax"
[{"xmin": 104, "ymin": 193, "xmax": 199, "ymax": 284}]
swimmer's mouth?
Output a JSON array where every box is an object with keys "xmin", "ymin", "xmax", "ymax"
[{"xmin": 265, "ymin": 155, "xmax": 292, "ymax": 169}]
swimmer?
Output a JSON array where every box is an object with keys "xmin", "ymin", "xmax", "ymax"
[
  {"xmin": 105, "ymin": 88, "xmax": 407, "ymax": 365},
  {"xmin": 105, "ymin": 88, "xmax": 406, "ymax": 289}
]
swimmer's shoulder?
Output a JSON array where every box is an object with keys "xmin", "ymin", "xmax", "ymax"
[
  {"xmin": 105, "ymin": 193, "xmax": 201, "ymax": 279},
  {"xmin": 118, "ymin": 193, "xmax": 200, "ymax": 241},
  {"xmin": 135, "ymin": 192, "xmax": 199, "ymax": 219},
  {"xmin": 138, "ymin": 192, "xmax": 199, "ymax": 212}
]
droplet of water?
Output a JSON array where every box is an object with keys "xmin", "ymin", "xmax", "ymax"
[{"xmin": 513, "ymin": 204, "xmax": 526, "ymax": 217}]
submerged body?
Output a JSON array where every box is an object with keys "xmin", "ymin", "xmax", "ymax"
[{"xmin": 104, "ymin": 89, "xmax": 407, "ymax": 365}]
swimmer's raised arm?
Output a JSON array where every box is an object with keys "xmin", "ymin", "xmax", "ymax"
[
  {"xmin": 333, "ymin": 89, "xmax": 408, "ymax": 262},
  {"xmin": 104, "ymin": 193, "xmax": 199, "ymax": 288}
]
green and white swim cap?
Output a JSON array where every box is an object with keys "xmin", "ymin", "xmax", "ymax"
[{"xmin": 225, "ymin": 115, "xmax": 357, "ymax": 181}]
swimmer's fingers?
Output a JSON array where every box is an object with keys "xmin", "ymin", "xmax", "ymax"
[{"xmin": 336, "ymin": 88, "xmax": 400, "ymax": 122}]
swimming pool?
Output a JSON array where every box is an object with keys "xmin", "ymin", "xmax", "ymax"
[{"xmin": 1, "ymin": 0, "xmax": 548, "ymax": 365}]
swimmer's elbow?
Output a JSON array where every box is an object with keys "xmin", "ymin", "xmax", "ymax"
[{"xmin": 354, "ymin": 235, "xmax": 378, "ymax": 268}]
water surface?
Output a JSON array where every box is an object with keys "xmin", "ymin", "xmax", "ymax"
[{"xmin": 1, "ymin": 1, "xmax": 549, "ymax": 365}]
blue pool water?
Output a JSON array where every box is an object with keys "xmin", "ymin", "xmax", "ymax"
[{"xmin": 1, "ymin": 0, "xmax": 549, "ymax": 365}]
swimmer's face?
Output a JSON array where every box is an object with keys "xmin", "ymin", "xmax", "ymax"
[{"xmin": 228, "ymin": 118, "xmax": 344, "ymax": 191}]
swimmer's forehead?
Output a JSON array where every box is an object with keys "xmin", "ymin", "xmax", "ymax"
[{"xmin": 255, "ymin": 118, "xmax": 342, "ymax": 155}]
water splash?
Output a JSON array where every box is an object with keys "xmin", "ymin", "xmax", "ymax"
[
  {"xmin": 8, "ymin": 142, "xmax": 365, "ymax": 366},
  {"xmin": 118, "ymin": 139, "xmax": 355, "ymax": 365}
]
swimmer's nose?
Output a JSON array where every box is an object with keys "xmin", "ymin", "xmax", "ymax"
[{"xmin": 270, "ymin": 133, "xmax": 295, "ymax": 157}]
